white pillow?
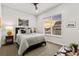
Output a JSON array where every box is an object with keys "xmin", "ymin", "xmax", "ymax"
[
  {"xmin": 18, "ymin": 30, "xmax": 21, "ymax": 34},
  {"xmin": 26, "ymin": 29, "xmax": 30, "ymax": 34}
]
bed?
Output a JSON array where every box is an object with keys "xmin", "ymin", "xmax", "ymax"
[{"xmin": 15, "ymin": 27, "xmax": 46, "ymax": 55}]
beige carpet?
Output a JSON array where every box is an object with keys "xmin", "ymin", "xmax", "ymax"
[{"xmin": 0, "ymin": 42, "xmax": 61, "ymax": 56}]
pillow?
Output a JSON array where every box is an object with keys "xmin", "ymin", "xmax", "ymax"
[
  {"xmin": 20, "ymin": 29, "xmax": 26, "ymax": 34},
  {"xmin": 26, "ymin": 28, "xmax": 31, "ymax": 34},
  {"xmin": 18, "ymin": 30, "xmax": 21, "ymax": 34}
]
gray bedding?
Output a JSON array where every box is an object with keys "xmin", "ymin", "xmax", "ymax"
[{"xmin": 16, "ymin": 33, "xmax": 45, "ymax": 55}]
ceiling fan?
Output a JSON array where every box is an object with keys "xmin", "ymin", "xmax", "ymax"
[{"xmin": 32, "ymin": 3, "xmax": 39, "ymax": 13}]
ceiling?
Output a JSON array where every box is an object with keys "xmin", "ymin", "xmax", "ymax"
[{"xmin": 2, "ymin": 3, "xmax": 62, "ymax": 15}]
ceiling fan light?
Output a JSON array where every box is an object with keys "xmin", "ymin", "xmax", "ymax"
[
  {"xmin": 32, "ymin": 3, "xmax": 39, "ymax": 13},
  {"xmin": 35, "ymin": 9, "xmax": 38, "ymax": 13}
]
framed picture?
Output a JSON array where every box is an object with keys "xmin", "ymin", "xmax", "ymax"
[
  {"xmin": 18, "ymin": 19, "xmax": 23, "ymax": 26},
  {"xmin": 66, "ymin": 21, "xmax": 76, "ymax": 28},
  {"xmin": 18, "ymin": 19, "xmax": 29, "ymax": 26}
]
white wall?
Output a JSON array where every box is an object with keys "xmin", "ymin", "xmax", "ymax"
[
  {"xmin": 37, "ymin": 3, "xmax": 79, "ymax": 46},
  {"xmin": 1, "ymin": 5, "xmax": 36, "ymax": 44},
  {"xmin": 0, "ymin": 3, "xmax": 2, "ymax": 47},
  {"xmin": 2, "ymin": 5, "xmax": 36, "ymax": 27}
]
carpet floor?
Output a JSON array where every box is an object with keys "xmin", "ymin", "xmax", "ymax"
[{"xmin": 0, "ymin": 42, "xmax": 61, "ymax": 56}]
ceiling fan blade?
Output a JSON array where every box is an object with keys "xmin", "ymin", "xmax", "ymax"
[{"xmin": 32, "ymin": 3, "xmax": 39, "ymax": 10}]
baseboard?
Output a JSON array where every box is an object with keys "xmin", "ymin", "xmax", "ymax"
[{"xmin": 46, "ymin": 41, "xmax": 63, "ymax": 46}]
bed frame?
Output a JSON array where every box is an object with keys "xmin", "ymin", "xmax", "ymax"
[
  {"xmin": 15, "ymin": 27, "xmax": 46, "ymax": 56},
  {"xmin": 16, "ymin": 41, "xmax": 46, "ymax": 56}
]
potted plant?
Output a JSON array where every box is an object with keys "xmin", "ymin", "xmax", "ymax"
[{"xmin": 69, "ymin": 43, "xmax": 78, "ymax": 54}]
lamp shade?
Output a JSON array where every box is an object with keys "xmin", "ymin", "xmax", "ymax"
[
  {"xmin": 7, "ymin": 30, "xmax": 12, "ymax": 36},
  {"xmin": 6, "ymin": 26, "xmax": 13, "ymax": 36}
]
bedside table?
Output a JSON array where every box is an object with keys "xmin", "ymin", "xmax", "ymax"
[{"xmin": 6, "ymin": 35, "xmax": 13, "ymax": 44}]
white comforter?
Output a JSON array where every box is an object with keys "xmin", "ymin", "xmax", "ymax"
[{"xmin": 16, "ymin": 33, "xmax": 45, "ymax": 55}]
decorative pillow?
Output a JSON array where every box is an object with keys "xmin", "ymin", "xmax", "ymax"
[{"xmin": 20, "ymin": 29, "xmax": 26, "ymax": 34}]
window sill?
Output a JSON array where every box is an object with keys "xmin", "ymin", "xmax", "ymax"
[{"xmin": 45, "ymin": 34, "xmax": 62, "ymax": 38}]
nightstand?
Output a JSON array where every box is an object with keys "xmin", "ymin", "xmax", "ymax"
[{"xmin": 6, "ymin": 35, "xmax": 13, "ymax": 44}]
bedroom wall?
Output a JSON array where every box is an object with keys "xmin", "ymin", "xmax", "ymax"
[
  {"xmin": 1, "ymin": 5, "xmax": 36, "ymax": 44},
  {"xmin": 0, "ymin": 3, "xmax": 2, "ymax": 47},
  {"xmin": 37, "ymin": 3, "xmax": 79, "ymax": 46}
]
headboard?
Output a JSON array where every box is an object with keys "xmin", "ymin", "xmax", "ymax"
[{"xmin": 15, "ymin": 27, "xmax": 32, "ymax": 39}]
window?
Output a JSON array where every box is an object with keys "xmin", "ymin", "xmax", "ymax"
[{"xmin": 44, "ymin": 14, "xmax": 61, "ymax": 36}]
